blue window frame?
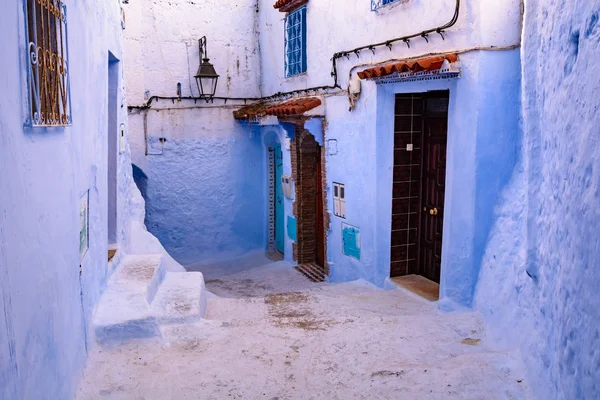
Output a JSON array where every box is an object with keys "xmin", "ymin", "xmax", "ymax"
[
  {"xmin": 371, "ymin": 0, "xmax": 400, "ymax": 11},
  {"xmin": 284, "ymin": 6, "xmax": 307, "ymax": 78}
]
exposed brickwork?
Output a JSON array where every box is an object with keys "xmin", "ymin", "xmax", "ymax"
[
  {"xmin": 285, "ymin": 118, "xmax": 329, "ymax": 276},
  {"xmin": 290, "ymin": 141, "xmax": 298, "ymax": 182}
]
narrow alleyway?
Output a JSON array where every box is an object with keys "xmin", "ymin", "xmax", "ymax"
[{"xmin": 77, "ymin": 255, "xmax": 530, "ymax": 399}]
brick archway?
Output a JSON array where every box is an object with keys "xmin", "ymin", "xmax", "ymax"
[{"xmin": 290, "ymin": 123, "xmax": 329, "ymax": 280}]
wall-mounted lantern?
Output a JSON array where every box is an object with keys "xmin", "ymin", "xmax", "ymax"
[{"xmin": 194, "ymin": 36, "xmax": 220, "ymax": 103}]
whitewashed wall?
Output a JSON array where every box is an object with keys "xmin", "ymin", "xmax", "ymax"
[
  {"xmin": 125, "ymin": 0, "xmax": 261, "ymax": 160},
  {"xmin": 258, "ymin": 0, "xmax": 522, "ymax": 93},
  {"xmin": 124, "ymin": 0, "xmax": 267, "ymax": 265}
]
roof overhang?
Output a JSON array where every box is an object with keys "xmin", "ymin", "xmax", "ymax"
[
  {"xmin": 233, "ymin": 97, "xmax": 323, "ymax": 123},
  {"xmin": 273, "ymin": 0, "xmax": 308, "ymax": 12},
  {"xmin": 358, "ymin": 54, "xmax": 461, "ymax": 84}
]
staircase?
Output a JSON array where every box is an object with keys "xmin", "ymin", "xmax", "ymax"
[{"xmin": 93, "ymin": 254, "xmax": 207, "ymax": 346}]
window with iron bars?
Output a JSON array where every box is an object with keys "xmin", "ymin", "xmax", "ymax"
[
  {"xmin": 24, "ymin": 0, "xmax": 72, "ymax": 127},
  {"xmin": 284, "ymin": 6, "xmax": 307, "ymax": 78},
  {"xmin": 371, "ymin": 0, "xmax": 401, "ymax": 11}
]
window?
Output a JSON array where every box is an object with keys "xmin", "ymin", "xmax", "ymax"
[
  {"xmin": 284, "ymin": 6, "xmax": 307, "ymax": 78},
  {"xmin": 371, "ymin": 0, "xmax": 401, "ymax": 11},
  {"xmin": 333, "ymin": 182, "xmax": 346, "ymax": 218},
  {"xmin": 25, "ymin": 0, "xmax": 72, "ymax": 127}
]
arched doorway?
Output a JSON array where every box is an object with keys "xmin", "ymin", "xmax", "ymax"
[{"xmin": 293, "ymin": 131, "xmax": 326, "ymax": 279}]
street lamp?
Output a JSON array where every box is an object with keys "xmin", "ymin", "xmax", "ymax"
[{"xmin": 194, "ymin": 36, "xmax": 220, "ymax": 103}]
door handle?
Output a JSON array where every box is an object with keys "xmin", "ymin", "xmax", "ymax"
[{"xmin": 429, "ymin": 207, "xmax": 438, "ymax": 216}]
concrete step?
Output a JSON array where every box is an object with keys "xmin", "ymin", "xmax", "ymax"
[
  {"xmin": 93, "ymin": 254, "xmax": 165, "ymax": 345},
  {"xmin": 151, "ymin": 272, "xmax": 207, "ymax": 324},
  {"xmin": 109, "ymin": 254, "xmax": 166, "ymax": 303},
  {"xmin": 92, "ymin": 255, "xmax": 207, "ymax": 346}
]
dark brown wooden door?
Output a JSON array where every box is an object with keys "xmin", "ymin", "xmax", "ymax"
[
  {"xmin": 315, "ymin": 145, "xmax": 325, "ymax": 267},
  {"xmin": 390, "ymin": 91, "xmax": 449, "ymax": 283},
  {"xmin": 419, "ymin": 92, "xmax": 449, "ymax": 283}
]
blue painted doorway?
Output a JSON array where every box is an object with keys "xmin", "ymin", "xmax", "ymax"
[{"xmin": 274, "ymin": 143, "xmax": 285, "ymax": 253}]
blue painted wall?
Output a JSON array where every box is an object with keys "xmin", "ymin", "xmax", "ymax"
[
  {"xmin": 141, "ymin": 123, "xmax": 266, "ymax": 265},
  {"xmin": 0, "ymin": 0, "xmax": 130, "ymax": 397},
  {"xmin": 475, "ymin": 1, "xmax": 600, "ymax": 398}
]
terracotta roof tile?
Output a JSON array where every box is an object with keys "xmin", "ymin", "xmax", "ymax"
[
  {"xmin": 274, "ymin": 0, "xmax": 308, "ymax": 12},
  {"xmin": 265, "ymin": 98, "xmax": 321, "ymax": 117},
  {"xmin": 357, "ymin": 54, "xmax": 458, "ymax": 80},
  {"xmin": 233, "ymin": 97, "xmax": 322, "ymax": 121}
]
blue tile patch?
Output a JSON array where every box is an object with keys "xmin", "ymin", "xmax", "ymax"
[{"xmin": 342, "ymin": 223, "xmax": 361, "ymax": 260}]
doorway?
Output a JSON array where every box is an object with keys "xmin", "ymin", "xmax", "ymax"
[
  {"xmin": 107, "ymin": 52, "xmax": 119, "ymax": 259},
  {"xmin": 294, "ymin": 131, "xmax": 326, "ymax": 281},
  {"xmin": 390, "ymin": 91, "xmax": 449, "ymax": 287}
]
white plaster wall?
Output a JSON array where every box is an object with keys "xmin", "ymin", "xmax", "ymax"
[
  {"xmin": 258, "ymin": 0, "xmax": 522, "ymax": 94},
  {"xmin": 124, "ymin": 0, "xmax": 267, "ymax": 265},
  {"xmin": 124, "ymin": 0, "xmax": 261, "ymax": 169}
]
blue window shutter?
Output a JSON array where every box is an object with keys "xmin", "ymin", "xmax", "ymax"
[
  {"xmin": 284, "ymin": 6, "xmax": 307, "ymax": 77},
  {"xmin": 372, "ymin": 0, "xmax": 400, "ymax": 11}
]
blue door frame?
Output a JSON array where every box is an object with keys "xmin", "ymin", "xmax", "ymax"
[{"xmin": 274, "ymin": 144, "xmax": 285, "ymax": 253}]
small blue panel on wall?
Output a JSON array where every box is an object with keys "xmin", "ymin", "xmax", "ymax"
[
  {"xmin": 342, "ymin": 223, "xmax": 361, "ymax": 260},
  {"xmin": 287, "ymin": 216, "xmax": 297, "ymax": 242}
]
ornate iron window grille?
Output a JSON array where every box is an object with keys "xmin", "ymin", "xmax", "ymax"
[
  {"xmin": 24, "ymin": 0, "xmax": 72, "ymax": 127},
  {"xmin": 284, "ymin": 6, "xmax": 307, "ymax": 78},
  {"xmin": 371, "ymin": 0, "xmax": 400, "ymax": 11}
]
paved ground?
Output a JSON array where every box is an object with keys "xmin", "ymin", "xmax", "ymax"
[{"xmin": 77, "ymin": 256, "xmax": 531, "ymax": 399}]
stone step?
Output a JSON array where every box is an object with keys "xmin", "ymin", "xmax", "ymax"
[
  {"xmin": 109, "ymin": 254, "xmax": 166, "ymax": 303},
  {"xmin": 93, "ymin": 254, "xmax": 165, "ymax": 345},
  {"xmin": 92, "ymin": 255, "xmax": 207, "ymax": 346},
  {"xmin": 150, "ymin": 272, "xmax": 207, "ymax": 324}
]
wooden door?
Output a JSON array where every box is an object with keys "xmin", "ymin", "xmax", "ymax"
[
  {"xmin": 419, "ymin": 92, "xmax": 449, "ymax": 283},
  {"xmin": 390, "ymin": 91, "xmax": 449, "ymax": 283},
  {"xmin": 315, "ymin": 145, "xmax": 325, "ymax": 267}
]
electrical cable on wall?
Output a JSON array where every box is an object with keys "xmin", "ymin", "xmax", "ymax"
[{"xmin": 128, "ymin": 0, "xmax": 461, "ymax": 112}]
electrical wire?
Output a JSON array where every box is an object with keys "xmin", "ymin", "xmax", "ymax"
[{"xmin": 129, "ymin": 0, "xmax": 461, "ymax": 112}]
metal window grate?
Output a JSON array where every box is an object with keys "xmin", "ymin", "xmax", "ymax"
[
  {"xmin": 371, "ymin": 0, "xmax": 400, "ymax": 11},
  {"xmin": 284, "ymin": 6, "xmax": 307, "ymax": 78},
  {"xmin": 24, "ymin": 0, "xmax": 72, "ymax": 127}
]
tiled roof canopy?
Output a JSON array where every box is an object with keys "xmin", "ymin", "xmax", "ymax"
[
  {"xmin": 274, "ymin": 0, "xmax": 308, "ymax": 12},
  {"xmin": 357, "ymin": 54, "xmax": 459, "ymax": 80},
  {"xmin": 234, "ymin": 98, "xmax": 322, "ymax": 121}
]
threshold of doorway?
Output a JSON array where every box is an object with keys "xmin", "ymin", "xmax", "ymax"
[
  {"xmin": 389, "ymin": 275, "xmax": 439, "ymax": 302},
  {"xmin": 295, "ymin": 263, "xmax": 327, "ymax": 283},
  {"xmin": 266, "ymin": 250, "xmax": 284, "ymax": 262}
]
